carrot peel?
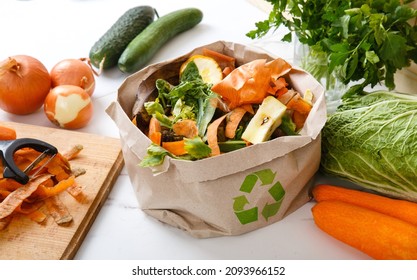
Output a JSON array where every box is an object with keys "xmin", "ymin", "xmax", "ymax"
[
  {"xmin": 0, "ymin": 143, "xmax": 87, "ymax": 230},
  {"xmin": 211, "ymin": 58, "xmax": 292, "ymax": 110},
  {"xmin": 0, "ymin": 125, "xmax": 17, "ymax": 140},
  {"xmin": 148, "ymin": 116, "xmax": 162, "ymax": 145},
  {"xmin": 225, "ymin": 107, "xmax": 247, "ymax": 139},
  {"xmin": 162, "ymin": 140, "xmax": 187, "ymax": 156},
  {"xmin": 206, "ymin": 114, "xmax": 228, "ymax": 156}
]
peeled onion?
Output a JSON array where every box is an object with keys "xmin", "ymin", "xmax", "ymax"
[
  {"xmin": 0, "ymin": 55, "xmax": 51, "ymax": 115},
  {"xmin": 50, "ymin": 58, "xmax": 96, "ymax": 96},
  {"xmin": 44, "ymin": 85, "xmax": 93, "ymax": 129}
]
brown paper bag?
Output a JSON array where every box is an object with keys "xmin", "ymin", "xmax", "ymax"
[{"xmin": 106, "ymin": 41, "xmax": 326, "ymax": 238}]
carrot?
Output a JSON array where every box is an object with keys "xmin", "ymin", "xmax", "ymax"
[
  {"xmin": 149, "ymin": 131, "xmax": 162, "ymax": 145},
  {"xmin": 312, "ymin": 200, "xmax": 417, "ymax": 260},
  {"xmin": 292, "ymin": 110, "xmax": 309, "ymax": 130},
  {"xmin": 0, "ymin": 140, "xmax": 87, "ymax": 230},
  {"xmin": 61, "ymin": 144, "xmax": 83, "ymax": 160},
  {"xmin": 0, "ymin": 125, "xmax": 17, "ymax": 140},
  {"xmin": 45, "ymin": 195, "xmax": 72, "ymax": 225},
  {"xmin": 14, "ymin": 200, "xmax": 43, "ymax": 215},
  {"xmin": 0, "ymin": 178, "xmax": 22, "ymax": 192},
  {"xmin": 26, "ymin": 210, "xmax": 47, "ymax": 224},
  {"xmin": 202, "ymin": 48, "xmax": 236, "ymax": 72},
  {"xmin": 0, "ymin": 189, "xmax": 11, "ymax": 199},
  {"xmin": 65, "ymin": 181, "xmax": 88, "ymax": 203},
  {"xmin": 240, "ymin": 104, "xmax": 254, "ymax": 115},
  {"xmin": 14, "ymin": 148, "xmax": 71, "ymax": 175},
  {"xmin": 275, "ymin": 86, "xmax": 288, "ymax": 97},
  {"xmin": 225, "ymin": 107, "xmax": 247, "ymax": 139},
  {"xmin": 286, "ymin": 94, "xmax": 312, "ymax": 115},
  {"xmin": 211, "ymin": 58, "xmax": 292, "ymax": 110},
  {"xmin": 32, "ymin": 176, "xmax": 75, "ymax": 198},
  {"xmin": 0, "ymin": 216, "xmax": 12, "ymax": 230},
  {"xmin": 313, "ymin": 184, "xmax": 417, "ymax": 227},
  {"xmin": 206, "ymin": 114, "xmax": 228, "ymax": 156},
  {"xmin": 172, "ymin": 119, "xmax": 198, "ymax": 139},
  {"xmin": 268, "ymin": 77, "xmax": 288, "ymax": 96},
  {"xmin": 162, "ymin": 140, "xmax": 187, "ymax": 156},
  {"xmin": 222, "ymin": 66, "xmax": 233, "ymax": 77},
  {"xmin": 148, "ymin": 116, "xmax": 162, "ymax": 145},
  {"xmin": 277, "ymin": 89, "xmax": 296, "ymax": 105},
  {"xmin": 0, "ymin": 174, "xmax": 51, "ymax": 219},
  {"xmin": 285, "ymin": 94, "xmax": 312, "ymax": 130},
  {"xmin": 66, "ymin": 181, "xmax": 84, "ymax": 197},
  {"xmin": 47, "ymin": 164, "xmax": 71, "ymax": 181}
]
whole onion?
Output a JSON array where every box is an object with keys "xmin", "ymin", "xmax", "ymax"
[
  {"xmin": 50, "ymin": 58, "xmax": 96, "ymax": 96},
  {"xmin": 44, "ymin": 85, "xmax": 93, "ymax": 129},
  {"xmin": 0, "ymin": 55, "xmax": 51, "ymax": 115}
]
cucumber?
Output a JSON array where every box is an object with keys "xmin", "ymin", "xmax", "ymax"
[
  {"xmin": 118, "ymin": 8, "xmax": 203, "ymax": 73},
  {"xmin": 89, "ymin": 6, "xmax": 156, "ymax": 69}
]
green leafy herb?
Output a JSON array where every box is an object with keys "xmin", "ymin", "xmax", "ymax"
[
  {"xmin": 218, "ymin": 140, "xmax": 247, "ymax": 153},
  {"xmin": 279, "ymin": 114, "xmax": 298, "ymax": 135},
  {"xmin": 140, "ymin": 61, "xmax": 217, "ymax": 167},
  {"xmin": 184, "ymin": 137, "xmax": 212, "ymax": 159},
  {"xmin": 139, "ymin": 137, "xmax": 212, "ymax": 168},
  {"xmin": 139, "ymin": 144, "xmax": 171, "ymax": 167},
  {"xmin": 247, "ymin": 0, "xmax": 417, "ymax": 95},
  {"xmin": 145, "ymin": 61, "xmax": 218, "ymax": 136}
]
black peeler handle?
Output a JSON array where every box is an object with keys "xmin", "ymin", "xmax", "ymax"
[{"xmin": 0, "ymin": 138, "xmax": 58, "ymax": 184}]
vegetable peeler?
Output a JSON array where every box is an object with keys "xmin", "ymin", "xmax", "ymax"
[{"xmin": 0, "ymin": 138, "xmax": 58, "ymax": 185}]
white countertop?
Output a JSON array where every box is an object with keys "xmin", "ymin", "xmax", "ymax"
[{"xmin": 0, "ymin": 0, "xmax": 370, "ymax": 260}]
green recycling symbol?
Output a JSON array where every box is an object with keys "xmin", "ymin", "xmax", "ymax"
[{"xmin": 233, "ymin": 169, "xmax": 285, "ymax": 225}]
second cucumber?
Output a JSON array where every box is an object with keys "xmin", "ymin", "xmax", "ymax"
[
  {"xmin": 89, "ymin": 6, "xmax": 157, "ymax": 70},
  {"xmin": 118, "ymin": 8, "xmax": 203, "ymax": 73}
]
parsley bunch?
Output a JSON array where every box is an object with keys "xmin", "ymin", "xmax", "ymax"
[{"xmin": 247, "ymin": 0, "xmax": 417, "ymax": 95}]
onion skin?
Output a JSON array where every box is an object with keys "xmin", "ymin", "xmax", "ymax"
[
  {"xmin": 44, "ymin": 85, "xmax": 93, "ymax": 129},
  {"xmin": 0, "ymin": 55, "xmax": 51, "ymax": 115},
  {"xmin": 50, "ymin": 59, "xmax": 95, "ymax": 96}
]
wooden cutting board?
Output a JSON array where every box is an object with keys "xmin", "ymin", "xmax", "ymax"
[{"xmin": 0, "ymin": 121, "xmax": 124, "ymax": 260}]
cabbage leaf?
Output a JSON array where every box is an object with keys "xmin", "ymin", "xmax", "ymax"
[{"xmin": 320, "ymin": 90, "xmax": 417, "ymax": 202}]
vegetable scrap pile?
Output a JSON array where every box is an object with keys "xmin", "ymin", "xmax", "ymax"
[
  {"xmin": 134, "ymin": 48, "xmax": 315, "ymax": 167},
  {"xmin": 0, "ymin": 125, "xmax": 86, "ymax": 230}
]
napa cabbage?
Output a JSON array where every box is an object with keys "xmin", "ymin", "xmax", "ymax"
[{"xmin": 320, "ymin": 90, "xmax": 417, "ymax": 202}]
